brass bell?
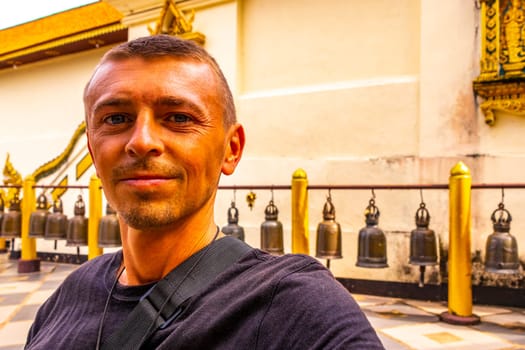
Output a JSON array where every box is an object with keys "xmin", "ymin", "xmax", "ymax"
[
  {"xmin": 316, "ymin": 194, "xmax": 342, "ymax": 261},
  {"xmin": 356, "ymin": 198, "xmax": 388, "ymax": 268},
  {"xmin": 260, "ymin": 199, "xmax": 284, "ymax": 255},
  {"xmin": 409, "ymin": 202, "xmax": 438, "ymax": 286},
  {"xmin": 44, "ymin": 199, "xmax": 68, "ymax": 240},
  {"xmin": 29, "ymin": 193, "xmax": 49, "ymax": 238},
  {"xmin": 222, "ymin": 201, "xmax": 245, "ymax": 241},
  {"xmin": 98, "ymin": 204, "xmax": 121, "ymax": 247},
  {"xmin": 1, "ymin": 193, "xmax": 22, "ymax": 238},
  {"xmin": 484, "ymin": 202, "xmax": 520, "ymax": 274},
  {"xmin": 66, "ymin": 195, "xmax": 88, "ymax": 246}
]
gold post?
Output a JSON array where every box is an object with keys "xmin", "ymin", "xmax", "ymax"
[
  {"xmin": 440, "ymin": 161, "xmax": 479, "ymax": 325},
  {"xmin": 291, "ymin": 168, "xmax": 309, "ymax": 254},
  {"xmin": 18, "ymin": 176, "xmax": 40, "ymax": 272},
  {"xmin": 0, "ymin": 238, "xmax": 6, "ymax": 253},
  {"xmin": 88, "ymin": 174, "xmax": 103, "ymax": 260}
]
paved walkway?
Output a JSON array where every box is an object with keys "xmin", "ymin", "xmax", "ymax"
[{"xmin": 0, "ymin": 253, "xmax": 524, "ymax": 349}]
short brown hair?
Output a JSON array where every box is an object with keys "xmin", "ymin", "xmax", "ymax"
[{"xmin": 84, "ymin": 35, "xmax": 236, "ymax": 126}]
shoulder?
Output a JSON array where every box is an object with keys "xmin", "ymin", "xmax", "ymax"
[
  {"xmin": 243, "ymin": 250, "xmax": 348, "ymax": 301},
  {"xmin": 240, "ymin": 250, "xmax": 384, "ymax": 349},
  {"xmin": 239, "ymin": 249, "xmax": 325, "ymax": 274}
]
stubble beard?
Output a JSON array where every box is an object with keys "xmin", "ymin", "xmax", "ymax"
[{"xmin": 118, "ymin": 196, "xmax": 182, "ymax": 230}]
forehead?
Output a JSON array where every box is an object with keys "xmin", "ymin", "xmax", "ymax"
[{"xmin": 85, "ymin": 57, "xmax": 219, "ymax": 105}]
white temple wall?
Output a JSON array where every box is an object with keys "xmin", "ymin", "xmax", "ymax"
[{"xmin": 0, "ymin": 0, "xmax": 523, "ymax": 282}]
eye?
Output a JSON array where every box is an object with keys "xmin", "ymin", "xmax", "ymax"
[
  {"xmin": 167, "ymin": 113, "xmax": 192, "ymax": 123},
  {"xmin": 104, "ymin": 114, "xmax": 129, "ymax": 125}
]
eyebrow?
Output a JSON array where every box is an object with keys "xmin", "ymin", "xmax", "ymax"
[
  {"xmin": 91, "ymin": 95, "xmax": 208, "ymax": 118},
  {"xmin": 92, "ymin": 98, "xmax": 133, "ymax": 115},
  {"xmin": 154, "ymin": 96, "xmax": 206, "ymax": 118}
]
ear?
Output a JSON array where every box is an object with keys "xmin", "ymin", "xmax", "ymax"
[{"xmin": 221, "ymin": 123, "xmax": 245, "ymax": 175}]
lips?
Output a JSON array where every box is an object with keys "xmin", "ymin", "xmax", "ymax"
[{"xmin": 111, "ymin": 160, "xmax": 182, "ymax": 185}]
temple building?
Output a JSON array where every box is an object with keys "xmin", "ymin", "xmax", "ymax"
[{"xmin": 0, "ymin": 0, "xmax": 523, "ymax": 300}]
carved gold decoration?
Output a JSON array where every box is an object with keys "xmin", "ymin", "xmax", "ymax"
[
  {"xmin": 474, "ymin": 80, "xmax": 525, "ymax": 125},
  {"xmin": 76, "ymin": 152, "xmax": 93, "ymax": 181},
  {"xmin": 2, "ymin": 122, "xmax": 91, "ymax": 204},
  {"xmin": 478, "ymin": 0, "xmax": 500, "ymax": 81},
  {"xmin": 148, "ymin": 0, "xmax": 206, "ymax": 45},
  {"xmin": 474, "ymin": 0, "xmax": 525, "ymax": 124},
  {"xmin": 2, "ymin": 153, "xmax": 23, "ymax": 207},
  {"xmin": 31, "ymin": 122, "xmax": 86, "ymax": 183}
]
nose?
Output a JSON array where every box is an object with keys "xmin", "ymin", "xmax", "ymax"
[{"xmin": 124, "ymin": 111, "xmax": 164, "ymax": 157}]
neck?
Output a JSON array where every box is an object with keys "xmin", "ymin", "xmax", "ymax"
[{"xmin": 118, "ymin": 218, "xmax": 219, "ymax": 286}]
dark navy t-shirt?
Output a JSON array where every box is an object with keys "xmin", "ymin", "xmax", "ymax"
[{"xmin": 25, "ymin": 244, "xmax": 384, "ymax": 349}]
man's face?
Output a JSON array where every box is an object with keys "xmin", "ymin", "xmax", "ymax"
[{"xmin": 84, "ymin": 57, "xmax": 242, "ymax": 230}]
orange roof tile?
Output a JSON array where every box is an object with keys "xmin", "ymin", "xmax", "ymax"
[{"xmin": 0, "ymin": 2, "xmax": 123, "ymax": 56}]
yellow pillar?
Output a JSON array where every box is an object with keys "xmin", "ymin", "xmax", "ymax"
[
  {"xmin": 0, "ymin": 238, "xmax": 6, "ymax": 253},
  {"xmin": 18, "ymin": 176, "xmax": 40, "ymax": 273},
  {"xmin": 291, "ymin": 169, "xmax": 309, "ymax": 254},
  {"xmin": 440, "ymin": 161, "xmax": 479, "ymax": 325},
  {"xmin": 88, "ymin": 175, "xmax": 103, "ymax": 260}
]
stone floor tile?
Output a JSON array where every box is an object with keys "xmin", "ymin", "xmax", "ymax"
[
  {"xmin": 364, "ymin": 301, "xmax": 439, "ymax": 319},
  {"xmin": 483, "ymin": 312, "xmax": 525, "ymax": 330},
  {"xmin": 0, "ymin": 345, "xmax": 24, "ymax": 350},
  {"xmin": 0, "ymin": 282, "xmax": 41, "ymax": 295},
  {"xmin": 473, "ymin": 321, "xmax": 525, "ymax": 345},
  {"xmin": 0, "ymin": 305, "xmax": 18, "ymax": 324},
  {"xmin": 0, "ymin": 293, "xmax": 26, "ymax": 306},
  {"xmin": 376, "ymin": 330, "xmax": 412, "ymax": 350},
  {"xmin": 0, "ymin": 320, "xmax": 32, "ymax": 347},
  {"xmin": 403, "ymin": 299, "xmax": 448, "ymax": 315},
  {"xmin": 364, "ymin": 310, "xmax": 438, "ymax": 331},
  {"xmin": 10, "ymin": 305, "xmax": 40, "ymax": 322},
  {"xmin": 382, "ymin": 322, "xmax": 515, "ymax": 350},
  {"xmin": 472, "ymin": 304, "xmax": 512, "ymax": 317},
  {"xmin": 37, "ymin": 279, "xmax": 62, "ymax": 290},
  {"xmin": 24, "ymin": 290, "xmax": 54, "ymax": 305},
  {"xmin": 353, "ymin": 293, "xmax": 402, "ymax": 306}
]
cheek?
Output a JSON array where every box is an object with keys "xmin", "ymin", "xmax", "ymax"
[{"xmin": 89, "ymin": 140, "xmax": 118, "ymax": 177}]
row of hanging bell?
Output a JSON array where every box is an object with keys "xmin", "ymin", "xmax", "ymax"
[
  {"xmin": 315, "ymin": 193, "xmax": 342, "ymax": 261},
  {"xmin": 1, "ymin": 193, "xmax": 22, "ymax": 238},
  {"xmin": 221, "ymin": 201, "xmax": 245, "ymax": 241},
  {"xmin": 408, "ymin": 202, "xmax": 438, "ymax": 286},
  {"xmin": 98, "ymin": 204, "xmax": 121, "ymax": 247},
  {"xmin": 261, "ymin": 199, "xmax": 284, "ymax": 255},
  {"xmin": 356, "ymin": 198, "xmax": 388, "ymax": 268},
  {"xmin": 24, "ymin": 193, "xmax": 87, "ymax": 246},
  {"xmin": 484, "ymin": 202, "xmax": 520, "ymax": 274}
]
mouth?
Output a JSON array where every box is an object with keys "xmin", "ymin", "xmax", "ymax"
[{"xmin": 116, "ymin": 173, "xmax": 179, "ymax": 187}]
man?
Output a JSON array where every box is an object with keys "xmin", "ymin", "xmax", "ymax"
[{"xmin": 25, "ymin": 35, "xmax": 384, "ymax": 349}]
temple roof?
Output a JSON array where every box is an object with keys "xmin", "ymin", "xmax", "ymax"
[{"xmin": 0, "ymin": 1, "xmax": 127, "ymax": 70}]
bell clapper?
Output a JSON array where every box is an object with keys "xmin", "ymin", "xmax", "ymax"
[
  {"xmin": 326, "ymin": 259, "xmax": 331, "ymax": 269},
  {"xmin": 54, "ymin": 240, "xmax": 57, "ymax": 250},
  {"xmin": 418, "ymin": 265, "xmax": 426, "ymax": 288}
]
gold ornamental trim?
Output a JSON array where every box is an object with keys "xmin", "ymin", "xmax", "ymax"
[
  {"xmin": 31, "ymin": 122, "xmax": 86, "ymax": 182},
  {"xmin": 0, "ymin": 23, "xmax": 127, "ymax": 63},
  {"xmin": 148, "ymin": 0, "xmax": 206, "ymax": 46},
  {"xmin": 473, "ymin": 79, "xmax": 525, "ymax": 125},
  {"xmin": 474, "ymin": 0, "xmax": 525, "ymax": 125},
  {"xmin": 76, "ymin": 152, "xmax": 93, "ymax": 181}
]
